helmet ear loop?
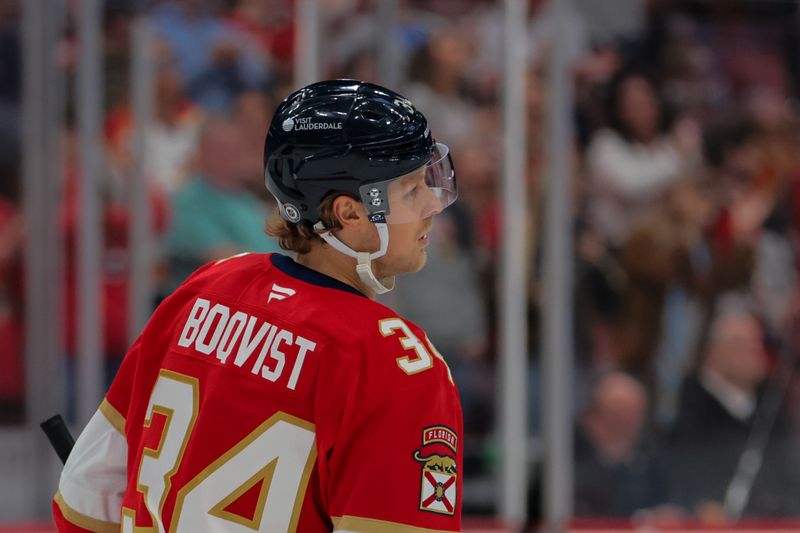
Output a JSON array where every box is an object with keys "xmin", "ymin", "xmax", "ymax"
[
  {"xmin": 312, "ymin": 221, "xmax": 394, "ymax": 294},
  {"xmin": 356, "ymin": 223, "xmax": 393, "ymax": 294}
]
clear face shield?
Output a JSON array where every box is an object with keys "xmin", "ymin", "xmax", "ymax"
[{"xmin": 359, "ymin": 143, "xmax": 458, "ymax": 224}]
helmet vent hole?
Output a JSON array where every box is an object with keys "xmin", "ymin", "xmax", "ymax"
[{"xmin": 363, "ymin": 111, "xmax": 383, "ymax": 121}]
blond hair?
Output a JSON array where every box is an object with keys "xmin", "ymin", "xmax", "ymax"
[{"xmin": 265, "ymin": 193, "xmax": 356, "ymax": 254}]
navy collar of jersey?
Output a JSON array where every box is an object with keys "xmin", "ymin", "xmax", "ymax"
[{"xmin": 270, "ymin": 253, "xmax": 367, "ymax": 298}]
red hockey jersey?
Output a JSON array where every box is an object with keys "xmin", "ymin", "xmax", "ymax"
[{"xmin": 53, "ymin": 253, "xmax": 463, "ymax": 533}]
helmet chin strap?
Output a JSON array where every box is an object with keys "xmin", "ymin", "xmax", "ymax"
[{"xmin": 313, "ymin": 221, "xmax": 395, "ymax": 295}]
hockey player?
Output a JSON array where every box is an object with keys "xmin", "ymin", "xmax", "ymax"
[{"xmin": 53, "ymin": 80, "xmax": 463, "ymax": 532}]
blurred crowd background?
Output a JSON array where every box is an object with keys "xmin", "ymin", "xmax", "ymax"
[{"xmin": 2, "ymin": 0, "xmax": 800, "ymax": 527}]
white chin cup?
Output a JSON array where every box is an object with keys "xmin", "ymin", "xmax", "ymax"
[{"xmin": 313, "ymin": 221, "xmax": 394, "ymax": 295}]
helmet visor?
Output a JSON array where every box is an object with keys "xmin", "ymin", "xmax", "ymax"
[{"xmin": 360, "ymin": 143, "xmax": 458, "ymax": 224}]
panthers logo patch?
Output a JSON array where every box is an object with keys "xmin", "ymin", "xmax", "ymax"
[{"xmin": 414, "ymin": 428, "xmax": 458, "ymax": 515}]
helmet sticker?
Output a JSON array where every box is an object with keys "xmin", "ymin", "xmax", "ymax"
[
  {"xmin": 282, "ymin": 203, "xmax": 302, "ymax": 222},
  {"xmin": 393, "ymin": 97, "xmax": 415, "ymax": 114}
]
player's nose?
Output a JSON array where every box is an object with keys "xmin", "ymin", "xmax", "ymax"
[{"xmin": 420, "ymin": 186, "xmax": 445, "ymax": 218}]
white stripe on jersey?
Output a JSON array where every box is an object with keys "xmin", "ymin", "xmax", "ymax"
[{"xmin": 58, "ymin": 406, "xmax": 128, "ymax": 524}]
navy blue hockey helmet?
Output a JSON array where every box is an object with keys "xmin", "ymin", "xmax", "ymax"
[{"xmin": 264, "ymin": 79, "xmax": 457, "ymax": 225}]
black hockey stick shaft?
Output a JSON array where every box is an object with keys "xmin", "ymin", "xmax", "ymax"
[{"xmin": 41, "ymin": 414, "xmax": 75, "ymax": 465}]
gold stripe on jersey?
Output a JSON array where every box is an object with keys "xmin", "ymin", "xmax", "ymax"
[
  {"xmin": 332, "ymin": 515, "xmax": 458, "ymax": 533},
  {"xmin": 99, "ymin": 397, "xmax": 126, "ymax": 435},
  {"xmin": 121, "ymin": 507, "xmax": 157, "ymax": 533},
  {"xmin": 54, "ymin": 491, "xmax": 120, "ymax": 533},
  {"xmin": 214, "ymin": 251, "xmax": 251, "ymax": 265},
  {"xmin": 208, "ymin": 459, "xmax": 277, "ymax": 529}
]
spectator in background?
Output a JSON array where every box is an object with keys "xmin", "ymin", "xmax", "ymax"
[
  {"xmin": 573, "ymin": 371, "xmax": 667, "ymax": 517},
  {"xmin": 150, "ymin": 0, "xmax": 271, "ymax": 113},
  {"xmin": 666, "ymin": 299, "xmax": 800, "ymax": 518},
  {"xmin": 530, "ymin": 371, "xmax": 668, "ymax": 521},
  {"xmin": 469, "ymin": 0, "xmax": 591, "ymax": 102},
  {"xmin": 324, "ymin": 0, "xmax": 382, "ymax": 81},
  {"xmin": 165, "ymin": 117, "xmax": 279, "ymax": 292},
  {"xmin": 587, "ymin": 69, "xmax": 698, "ymax": 249},
  {"xmin": 698, "ymin": 115, "xmax": 768, "ymax": 347},
  {"xmin": 742, "ymin": 92, "xmax": 800, "ymax": 336},
  {"xmin": 405, "ymin": 27, "xmax": 479, "ymax": 147},
  {"xmin": 232, "ymin": 89, "xmax": 275, "ymax": 198},
  {"xmin": 106, "ymin": 49, "xmax": 205, "ymax": 195},
  {"xmin": 227, "ymin": 0, "xmax": 294, "ymax": 72},
  {"xmin": 616, "ymin": 177, "xmax": 715, "ymax": 423},
  {"xmin": 578, "ymin": 69, "xmax": 701, "ymax": 385}
]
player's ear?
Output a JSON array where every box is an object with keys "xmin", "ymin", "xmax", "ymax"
[{"xmin": 331, "ymin": 195, "xmax": 369, "ymax": 230}]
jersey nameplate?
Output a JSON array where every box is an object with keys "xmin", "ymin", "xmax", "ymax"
[{"xmin": 176, "ymin": 297, "xmax": 317, "ymax": 391}]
